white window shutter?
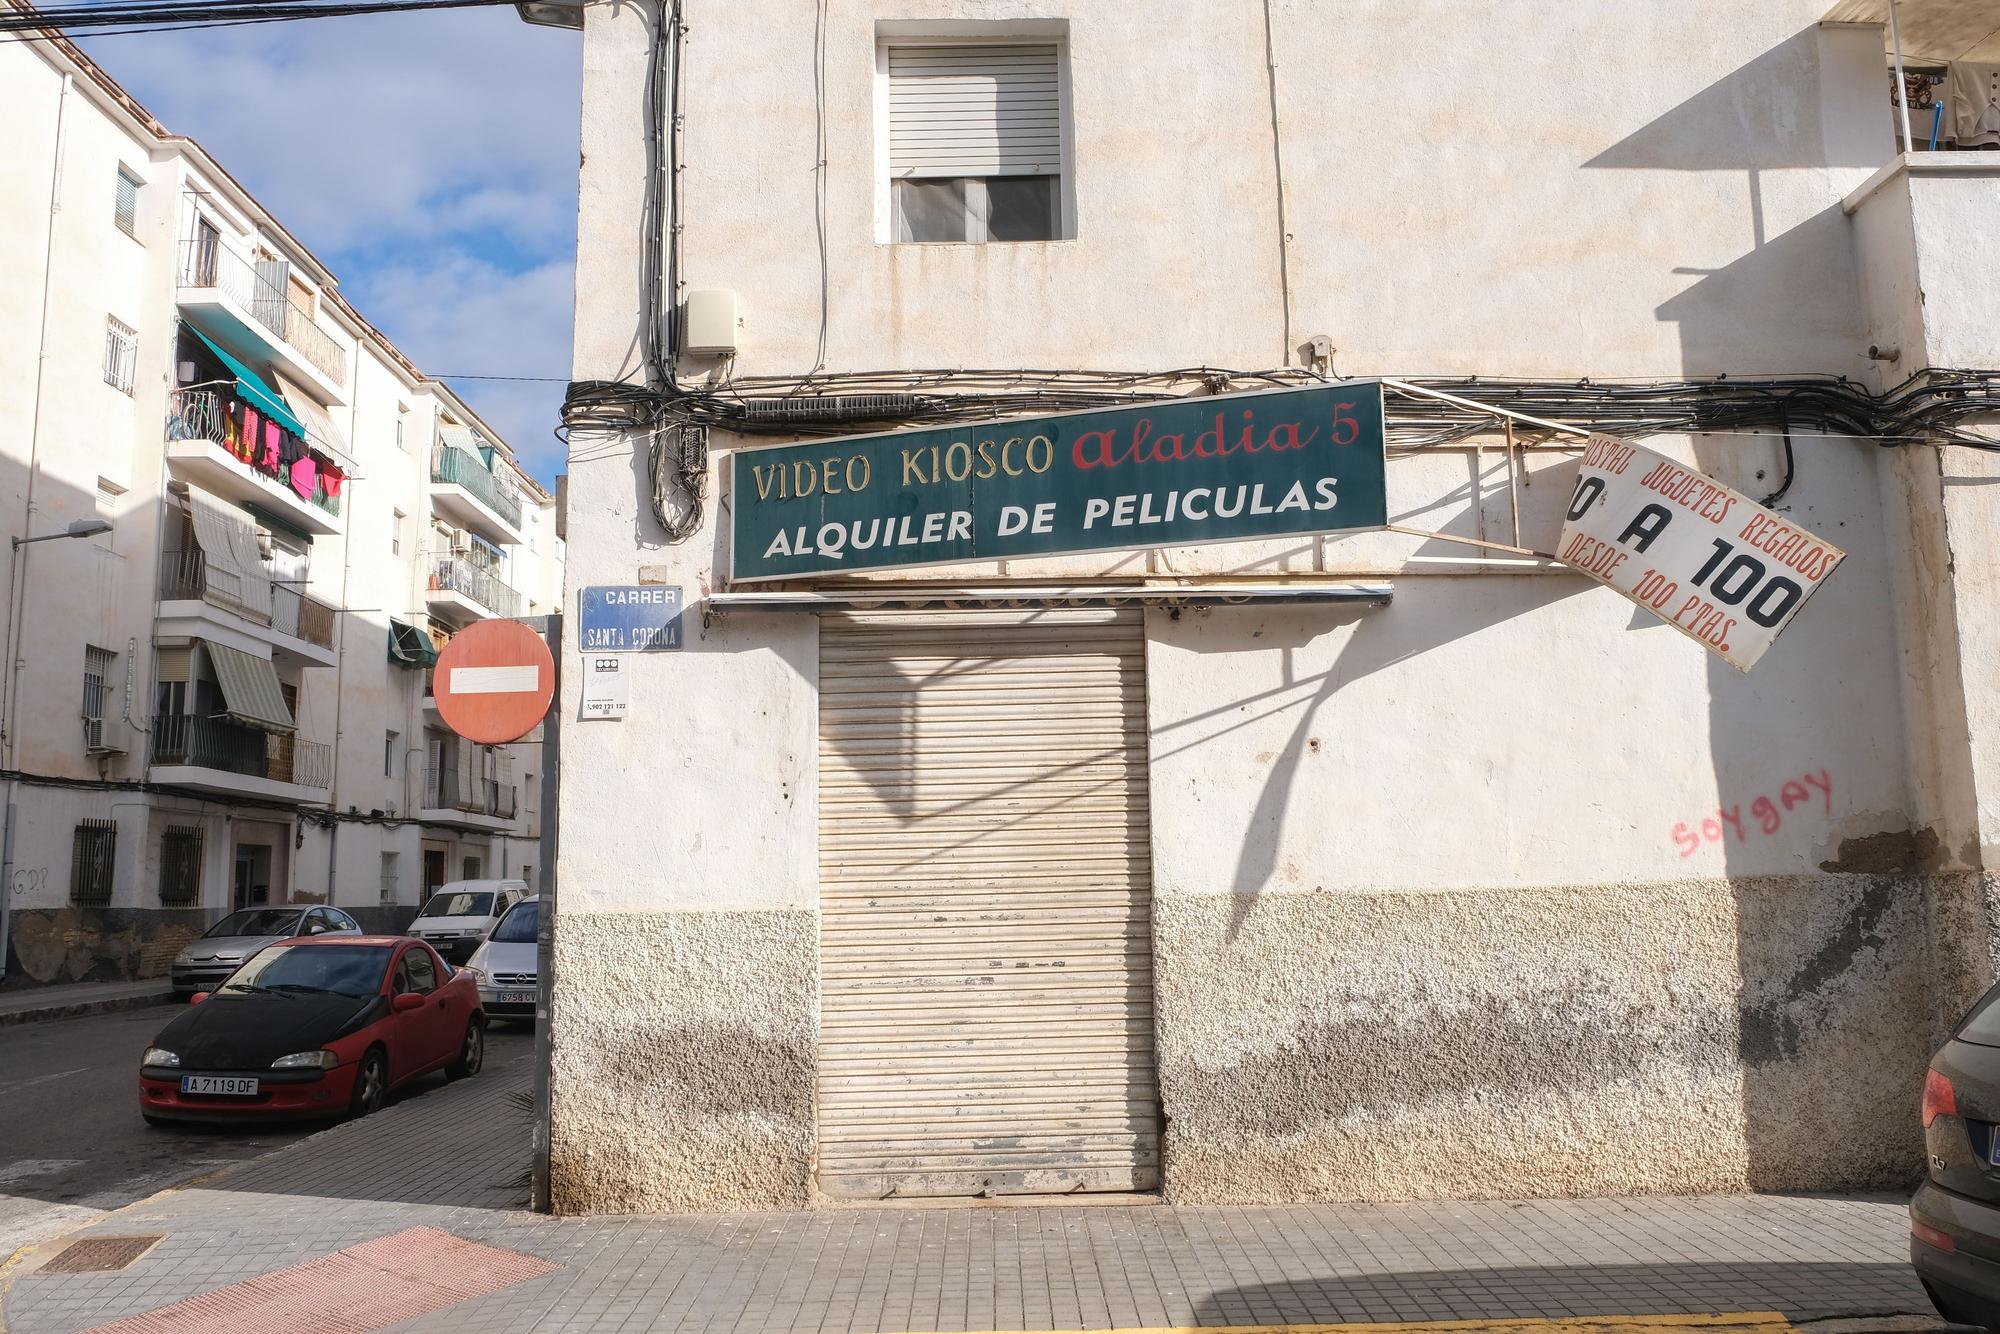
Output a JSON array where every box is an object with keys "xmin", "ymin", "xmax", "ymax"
[{"xmin": 888, "ymin": 44, "xmax": 1060, "ymax": 179}]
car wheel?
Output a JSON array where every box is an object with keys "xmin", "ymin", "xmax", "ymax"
[
  {"xmin": 349, "ymin": 1049, "xmax": 387, "ymax": 1118},
  {"xmin": 447, "ymin": 1019, "xmax": 484, "ymax": 1080}
]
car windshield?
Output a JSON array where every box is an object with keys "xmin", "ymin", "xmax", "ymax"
[
  {"xmin": 204, "ymin": 909, "xmax": 301, "ymax": 938},
  {"xmin": 419, "ymin": 891, "xmax": 493, "ymax": 919},
  {"xmin": 220, "ymin": 944, "xmax": 391, "ymax": 998},
  {"xmin": 490, "ymin": 900, "xmax": 539, "ymax": 944}
]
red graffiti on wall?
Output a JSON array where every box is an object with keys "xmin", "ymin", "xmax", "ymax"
[{"xmin": 1671, "ymin": 769, "xmax": 1832, "ymax": 858}]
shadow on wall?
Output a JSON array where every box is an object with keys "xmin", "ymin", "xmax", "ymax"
[{"xmin": 1591, "ymin": 23, "xmax": 1927, "ymax": 1191}]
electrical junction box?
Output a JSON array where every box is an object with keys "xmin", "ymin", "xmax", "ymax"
[{"xmin": 682, "ymin": 289, "xmax": 739, "ymax": 356}]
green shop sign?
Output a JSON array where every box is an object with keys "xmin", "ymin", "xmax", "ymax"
[{"xmin": 728, "ymin": 382, "xmax": 1388, "ymax": 582}]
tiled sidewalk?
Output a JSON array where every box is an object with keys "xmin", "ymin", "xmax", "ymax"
[
  {"xmin": 0, "ymin": 1043, "xmax": 1950, "ymax": 1334},
  {"xmin": 5, "ymin": 1188, "xmax": 1940, "ymax": 1333}
]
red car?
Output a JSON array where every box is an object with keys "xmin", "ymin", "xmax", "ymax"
[{"xmin": 139, "ymin": 935, "xmax": 484, "ymax": 1123}]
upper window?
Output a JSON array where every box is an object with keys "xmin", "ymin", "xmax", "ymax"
[
  {"xmin": 103, "ymin": 317, "xmax": 137, "ymax": 395},
  {"xmin": 114, "ymin": 166, "xmax": 141, "ymax": 237},
  {"xmin": 886, "ymin": 42, "xmax": 1066, "ymax": 244}
]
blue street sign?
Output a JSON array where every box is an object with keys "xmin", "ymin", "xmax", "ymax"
[{"xmin": 579, "ymin": 585, "xmax": 683, "ymax": 651}]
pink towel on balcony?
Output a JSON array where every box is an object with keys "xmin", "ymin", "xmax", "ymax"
[
  {"xmin": 261, "ymin": 421, "xmax": 281, "ymax": 472},
  {"xmin": 290, "ymin": 455, "xmax": 318, "ymax": 500}
]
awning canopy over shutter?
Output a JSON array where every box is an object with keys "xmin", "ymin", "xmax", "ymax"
[
  {"xmin": 183, "ymin": 324, "xmax": 307, "ymax": 439},
  {"xmin": 270, "ymin": 371, "xmax": 347, "ymax": 458},
  {"xmin": 155, "ymin": 646, "xmax": 191, "ymax": 684},
  {"xmin": 887, "ymin": 44, "xmax": 1060, "ymax": 179},
  {"xmin": 204, "ymin": 641, "xmax": 295, "ymax": 734},
  {"xmin": 388, "ymin": 619, "xmax": 440, "ymax": 668},
  {"xmin": 185, "ymin": 488, "xmax": 273, "ymax": 622}
]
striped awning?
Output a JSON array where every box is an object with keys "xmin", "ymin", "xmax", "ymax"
[{"xmin": 204, "ymin": 641, "xmax": 295, "ymax": 734}]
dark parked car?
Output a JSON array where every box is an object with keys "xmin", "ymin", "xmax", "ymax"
[{"xmin": 1913, "ymin": 983, "xmax": 2000, "ymax": 1326}]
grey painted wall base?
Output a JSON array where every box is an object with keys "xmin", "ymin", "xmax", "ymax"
[
  {"xmin": 547, "ymin": 907, "xmax": 818, "ymax": 1214},
  {"xmin": 1, "ymin": 907, "xmax": 210, "ymax": 990},
  {"xmin": 1151, "ymin": 875, "xmax": 1940, "ymax": 1204}
]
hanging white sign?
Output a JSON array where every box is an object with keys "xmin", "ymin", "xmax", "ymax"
[
  {"xmin": 1556, "ymin": 435, "xmax": 1845, "ymax": 672},
  {"xmin": 580, "ymin": 654, "xmax": 630, "ymax": 720}
]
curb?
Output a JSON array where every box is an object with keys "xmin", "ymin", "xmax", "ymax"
[{"xmin": 0, "ymin": 989, "xmax": 174, "ymax": 1028}]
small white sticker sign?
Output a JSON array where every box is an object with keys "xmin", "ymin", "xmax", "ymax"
[
  {"xmin": 580, "ymin": 655, "xmax": 629, "ymax": 721},
  {"xmin": 1556, "ymin": 435, "xmax": 1845, "ymax": 672}
]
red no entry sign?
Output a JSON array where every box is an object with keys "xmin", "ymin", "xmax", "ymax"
[{"xmin": 433, "ymin": 619, "xmax": 555, "ymax": 745}]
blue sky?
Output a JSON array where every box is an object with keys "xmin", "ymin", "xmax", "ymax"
[{"xmin": 82, "ymin": 9, "xmax": 582, "ymax": 487}]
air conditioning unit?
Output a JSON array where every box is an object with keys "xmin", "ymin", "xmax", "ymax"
[
  {"xmin": 449, "ymin": 527, "xmax": 472, "ymax": 554},
  {"xmin": 85, "ymin": 718, "xmax": 130, "ymax": 756}
]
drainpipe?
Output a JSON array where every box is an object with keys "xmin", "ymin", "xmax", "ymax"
[
  {"xmin": 323, "ymin": 350, "xmax": 363, "ymax": 913},
  {"xmin": 1888, "ymin": 0, "xmax": 1914, "ymax": 156},
  {"xmin": 1, "ymin": 71, "xmax": 73, "ymax": 983}
]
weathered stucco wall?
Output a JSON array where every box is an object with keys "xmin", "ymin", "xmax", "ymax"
[
  {"xmin": 1152, "ymin": 874, "xmax": 1929, "ymax": 1203},
  {"xmin": 549, "ymin": 909, "xmax": 818, "ymax": 1211},
  {"xmin": 554, "ymin": 0, "xmax": 1979, "ymax": 1210}
]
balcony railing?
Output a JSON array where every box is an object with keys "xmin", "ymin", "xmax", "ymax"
[
  {"xmin": 160, "ymin": 550, "xmax": 336, "ymax": 649},
  {"xmin": 166, "ymin": 390, "xmax": 342, "ymax": 518},
  {"xmin": 431, "ymin": 446, "xmax": 523, "ymax": 529},
  {"xmin": 423, "ymin": 763, "xmax": 517, "ymax": 819},
  {"xmin": 177, "ymin": 240, "xmax": 347, "ymax": 386},
  {"xmin": 151, "ymin": 713, "xmax": 331, "ymax": 790},
  {"xmin": 426, "ymin": 551, "xmax": 525, "ymax": 619}
]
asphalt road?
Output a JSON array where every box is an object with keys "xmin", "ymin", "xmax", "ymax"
[{"xmin": 0, "ymin": 1005, "xmax": 531, "ymax": 1258}]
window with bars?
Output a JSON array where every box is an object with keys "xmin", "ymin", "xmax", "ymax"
[
  {"xmin": 160, "ymin": 825, "xmax": 203, "ymax": 907},
  {"xmin": 381, "ymin": 850, "xmax": 400, "ymax": 905},
  {"xmin": 885, "ymin": 42, "xmax": 1066, "ymax": 243},
  {"xmin": 114, "ymin": 166, "xmax": 141, "ymax": 237},
  {"xmin": 70, "ymin": 819, "xmax": 116, "ymax": 906},
  {"xmin": 103, "ymin": 317, "xmax": 137, "ymax": 394},
  {"xmin": 82, "ymin": 645, "xmax": 114, "ymax": 750}
]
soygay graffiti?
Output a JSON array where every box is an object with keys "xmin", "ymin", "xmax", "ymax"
[{"xmin": 727, "ymin": 383, "xmax": 1388, "ymax": 581}]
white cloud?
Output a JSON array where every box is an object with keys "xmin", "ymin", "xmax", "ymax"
[
  {"xmin": 80, "ymin": 9, "xmax": 583, "ymax": 486},
  {"xmin": 86, "ymin": 11, "xmax": 582, "ymax": 254},
  {"xmin": 346, "ymin": 252, "xmax": 575, "ymax": 481}
]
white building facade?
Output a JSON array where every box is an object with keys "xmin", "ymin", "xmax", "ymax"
[
  {"xmin": 0, "ymin": 30, "xmax": 564, "ymax": 989},
  {"xmin": 544, "ymin": 0, "xmax": 2000, "ymax": 1210}
]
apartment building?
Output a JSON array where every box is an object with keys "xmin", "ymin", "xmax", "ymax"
[
  {"xmin": 0, "ymin": 27, "xmax": 563, "ymax": 989},
  {"xmin": 538, "ymin": 0, "xmax": 2000, "ymax": 1212}
]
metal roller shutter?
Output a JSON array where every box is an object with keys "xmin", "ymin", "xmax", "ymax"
[
  {"xmin": 887, "ymin": 44, "xmax": 1061, "ymax": 180},
  {"xmin": 816, "ymin": 611, "xmax": 1159, "ymax": 1199}
]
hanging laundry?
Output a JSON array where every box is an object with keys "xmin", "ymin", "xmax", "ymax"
[
  {"xmin": 321, "ymin": 463, "xmax": 346, "ymax": 499},
  {"xmin": 237, "ymin": 406, "xmax": 260, "ymax": 463},
  {"xmin": 261, "ymin": 420, "xmax": 282, "ymax": 474},
  {"xmin": 1947, "ymin": 62, "xmax": 2000, "ymax": 148},
  {"xmin": 290, "ymin": 454, "xmax": 318, "ymax": 500}
]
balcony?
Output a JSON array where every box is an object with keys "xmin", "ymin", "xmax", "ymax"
[
  {"xmin": 430, "ymin": 446, "xmax": 526, "ymax": 545},
  {"xmin": 149, "ymin": 713, "xmax": 332, "ymax": 803},
  {"xmin": 421, "ymin": 763, "xmax": 519, "ymax": 831},
  {"xmin": 425, "ymin": 551, "xmax": 525, "ymax": 624},
  {"xmin": 158, "ymin": 549, "xmax": 339, "ymax": 670},
  {"xmin": 176, "ymin": 240, "xmax": 348, "ymax": 402},
  {"xmin": 1847, "ymin": 154, "xmax": 2000, "ymax": 373},
  {"xmin": 165, "ymin": 390, "xmax": 344, "ymax": 537}
]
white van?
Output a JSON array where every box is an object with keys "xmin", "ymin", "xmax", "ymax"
[{"xmin": 408, "ymin": 878, "xmax": 528, "ymax": 964}]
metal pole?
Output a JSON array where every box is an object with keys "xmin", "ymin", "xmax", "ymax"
[
  {"xmin": 531, "ymin": 612, "xmax": 562, "ymax": 1213},
  {"xmin": 1889, "ymin": 0, "xmax": 1915, "ymax": 156},
  {"xmin": 0, "ymin": 801, "xmax": 15, "ymax": 983}
]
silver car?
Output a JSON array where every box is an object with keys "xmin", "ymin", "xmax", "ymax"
[{"xmin": 168, "ymin": 906, "xmax": 362, "ymax": 999}]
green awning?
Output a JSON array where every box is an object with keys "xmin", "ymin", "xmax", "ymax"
[
  {"xmin": 388, "ymin": 619, "xmax": 440, "ymax": 669},
  {"xmin": 204, "ymin": 641, "xmax": 296, "ymax": 734},
  {"xmin": 183, "ymin": 324, "xmax": 307, "ymax": 439}
]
